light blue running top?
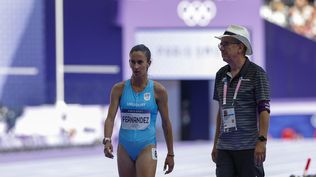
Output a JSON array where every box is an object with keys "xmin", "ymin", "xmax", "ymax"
[{"xmin": 119, "ymin": 79, "xmax": 158, "ymax": 160}]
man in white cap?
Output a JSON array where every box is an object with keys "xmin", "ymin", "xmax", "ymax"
[{"xmin": 211, "ymin": 25, "xmax": 270, "ymax": 177}]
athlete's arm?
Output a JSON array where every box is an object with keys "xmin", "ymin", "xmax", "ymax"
[
  {"xmin": 154, "ymin": 81, "xmax": 174, "ymax": 174},
  {"xmin": 104, "ymin": 82, "xmax": 124, "ymax": 159}
]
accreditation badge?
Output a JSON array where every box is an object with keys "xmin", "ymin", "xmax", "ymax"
[{"xmin": 221, "ymin": 107, "xmax": 237, "ymax": 133}]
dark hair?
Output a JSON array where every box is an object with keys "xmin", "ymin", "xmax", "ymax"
[{"xmin": 129, "ymin": 44, "xmax": 151, "ymax": 62}]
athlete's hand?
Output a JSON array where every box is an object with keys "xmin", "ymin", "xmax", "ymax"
[
  {"xmin": 104, "ymin": 142, "xmax": 114, "ymax": 159},
  {"xmin": 163, "ymin": 155, "xmax": 174, "ymax": 174}
]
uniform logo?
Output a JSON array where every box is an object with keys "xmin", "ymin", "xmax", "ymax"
[
  {"xmin": 144, "ymin": 92, "xmax": 151, "ymax": 101},
  {"xmin": 241, "ymin": 78, "xmax": 251, "ymax": 81}
]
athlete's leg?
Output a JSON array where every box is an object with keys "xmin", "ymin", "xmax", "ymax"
[
  {"xmin": 135, "ymin": 144, "xmax": 157, "ymax": 177},
  {"xmin": 117, "ymin": 144, "xmax": 136, "ymax": 177}
]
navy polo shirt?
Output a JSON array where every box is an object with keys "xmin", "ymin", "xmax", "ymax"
[{"xmin": 213, "ymin": 58, "xmax": 270, "ymax": 150}]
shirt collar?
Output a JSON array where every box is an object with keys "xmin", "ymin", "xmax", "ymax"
[{"xmin": 225, "ymin": 57, "xmax": 250, "ymax": 78}]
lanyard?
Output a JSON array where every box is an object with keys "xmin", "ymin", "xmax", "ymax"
[{"xmin": 223, "ymin": 77, "xmax": 242, "ymax": 105}]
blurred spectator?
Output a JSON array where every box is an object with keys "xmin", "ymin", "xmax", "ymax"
[
  {"xmin": 288, "ymin": 0, "xmax": 314, "ymax": 36},
  {"xmin": 261, "ymin": 0, "xmax": 288, "ymax": 27},
  {"xmin": 305, "ymin": 5, "xmax": 316, "ymax": 38},
  {"xmin": 261, "ymin": 0, "xmax": 316, "ymax": 40}
]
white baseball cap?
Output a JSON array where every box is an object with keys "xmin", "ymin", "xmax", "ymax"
[{"xmin": 215, "ymin": 25, "xmax": 253, "ymax": 55}]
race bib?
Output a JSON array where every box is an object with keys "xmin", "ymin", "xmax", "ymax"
[
  {"xmin": 221, "ymin": 107, "xmax": 237, "ymax": 133},
  {"xmin": 152, "ymin": 147, "xmax": 157, "ymax": 160},
  {"xmin": 121, "ymin": 109, "xmax": 151, "ymax": 130}
]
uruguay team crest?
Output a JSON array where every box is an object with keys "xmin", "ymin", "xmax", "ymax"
[{"xmin": 144, "ymin": 92, "xmax": 151, "ymax": 101}]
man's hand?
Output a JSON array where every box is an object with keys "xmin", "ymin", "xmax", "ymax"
[
  {"xmin": 254, "ymin": 141, "xmax": 266, "ymax": 166},
  {"xmin": 211, "ymin": 147, "xmax": 218, "ymax": 163}
]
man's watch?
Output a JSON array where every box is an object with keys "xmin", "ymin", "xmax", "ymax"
[{"xmin": 258, "ymin": 135, "xmax": 267, "ymax": 142}]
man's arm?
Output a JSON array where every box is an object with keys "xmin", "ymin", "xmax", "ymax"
[
  {"xmin": 211, "ymin": 108, "xmax": 221, "ymax": 163},
  {"xmin": 258, "ymin": 110, "xmax": 270, "ymax": 139},
  {"xmin": 255, "ymin": 110, "xmax": 270, "ymax": 165}
]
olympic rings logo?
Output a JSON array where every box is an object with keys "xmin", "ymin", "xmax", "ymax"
[{"xmin": 177, "ymin": 0, "xmax": 217, "ymax": 27}]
